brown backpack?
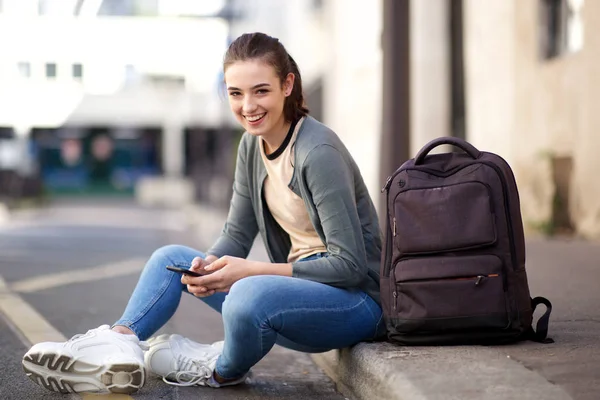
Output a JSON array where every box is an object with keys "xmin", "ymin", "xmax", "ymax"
[{"xmin": 380, "ymin": 137, "xmax": 553, "ymax": 345}]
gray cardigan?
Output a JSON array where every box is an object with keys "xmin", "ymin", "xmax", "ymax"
[{"xmin": 207, "ymin": 116, "xmax": 382, "ymax": 305}]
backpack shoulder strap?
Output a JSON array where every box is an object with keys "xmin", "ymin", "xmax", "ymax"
[{"xmin": 529, "ymin": 296, "xmax": 554, "ymax": 343}]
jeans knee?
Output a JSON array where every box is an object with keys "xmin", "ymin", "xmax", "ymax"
[
  {"xmin": 148, "ymin": 244, "xmax": 190, "ymax": 269},
  {"xmin": 222, "ymin": 276, "xmax": 269, "ymax": 325}
]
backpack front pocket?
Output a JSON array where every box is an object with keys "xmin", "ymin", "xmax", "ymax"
[
  {"xmin": 390, "ymin": 255, "xmax": 509, "ymax": 333},
  {"xmin": 393, "ymin": 181, "xmax": 497, "ymax": 255}
]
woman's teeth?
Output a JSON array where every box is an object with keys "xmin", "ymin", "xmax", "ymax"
[{"xmin": 246, "ymin": 113, "xmax": 265, "ymax": 122}]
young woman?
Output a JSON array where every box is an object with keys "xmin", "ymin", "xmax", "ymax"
[{"xmin": 22, "ymin": 32, "xmax": 384, "ymax": 395}]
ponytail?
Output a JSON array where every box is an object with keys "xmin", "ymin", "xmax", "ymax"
[{"xmin": 285, "ymin": 54, "xmax": 309, "ymax": 122}]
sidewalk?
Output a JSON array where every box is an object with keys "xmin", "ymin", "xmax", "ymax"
[{"xmin": 187, "ymin": 203, "xmax": 598, "ymax": 400}]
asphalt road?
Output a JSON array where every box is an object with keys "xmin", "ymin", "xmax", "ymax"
[{"xmin": 0, "ymin": 199, "xmax": 347, "ymax": 400}]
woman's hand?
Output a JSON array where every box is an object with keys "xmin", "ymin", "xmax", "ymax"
[
  {"xmin": 190, "ymin": 255, "xmax": 216, "ymax": 273},
  {"xmin": 182, "ymin": 256, "xmax": 255, "ymax": 297}
]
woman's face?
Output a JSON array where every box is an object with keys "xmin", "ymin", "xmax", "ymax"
[{"xmin": 225, "ymin": 59, "xmax": 294, "ymax": 139}]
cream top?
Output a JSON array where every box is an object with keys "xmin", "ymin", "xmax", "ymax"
[{"xmin": 260, "ymin": 118, "xmax": 327, "ymax": 262}]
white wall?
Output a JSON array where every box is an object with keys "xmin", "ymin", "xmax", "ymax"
[
  {"xmin": 322, "ymin": 0, "xmax": 453, "ymax": 210},
  {"xmin": 410, "ymin": 0, "xmax": 451, "ymax": 156},
  {"xmin": 464, "ymin": 0, "xmax": 600, "ymax": 238},
  {"xmin": 322, "ymin": 0, "xmax": 383, "ymax": 206},
  {"xmin": 463, "ymin": 0, "xmax": 516, "ymax": 162}
]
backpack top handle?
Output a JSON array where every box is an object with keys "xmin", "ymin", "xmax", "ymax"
[{"xmin": 414, "ymin": 137, "xmax": 482, "ymax": 165}]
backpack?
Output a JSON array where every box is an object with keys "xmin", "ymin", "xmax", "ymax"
[{"xmin": 380, "ymin": 137, "xmax": 553, "ymax": 345}]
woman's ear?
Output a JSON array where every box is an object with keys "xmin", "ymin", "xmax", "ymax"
[{"xmin": 284, "ymin": 72, "xmax": 295, "ymax": 97}]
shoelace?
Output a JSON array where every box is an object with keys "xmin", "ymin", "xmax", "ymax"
[{"xmin": 162, "ymin": 354, "xmax": 214, "ymax": 387}]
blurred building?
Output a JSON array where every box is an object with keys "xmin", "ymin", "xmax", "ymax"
[
  {"xmin": 320, "ymin": 0, "xmax": 600, "ymax": 239},
  {"xmin": 1, "ymin": 0, "xmax": 598, "ymax": 239},
  {"xmin": 0, "ymin": 0, "xmax": 232, "ymax": 202}
]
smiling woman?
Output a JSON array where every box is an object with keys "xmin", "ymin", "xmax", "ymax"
[
  {"xmin": 223, "ymin": 34, "xmax": 309, "ymax": 154},
  {"xmin": 22, "ymin": 32, "xmax": 384, "ymax": 395}
]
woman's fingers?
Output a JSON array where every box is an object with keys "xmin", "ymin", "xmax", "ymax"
[
  {"xmin": 191, "ymin": 257, "xmax": 204, "ymax": 268},
  {"xmin": 203, "ymin": 256, "xmax": 229, "ymax": 272},
  {"xmin": 186, "ymin": 284, "xmax": 215, "ymax": 297},
  {"xmin": 194, "ymin": 289, "xmax": 215, "ymax": 297},
  {"xmin": 182, "ymin": 268, "xmax": 231, "ymax": 295}
]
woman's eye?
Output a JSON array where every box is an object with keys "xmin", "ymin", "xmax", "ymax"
[
  {"xmin": 256, "ymin": 89, "xmax": 268, "ymax": 95},
  {"xmin": 229, "ymin": 92, "xmax": 241, "ymax": 97}
]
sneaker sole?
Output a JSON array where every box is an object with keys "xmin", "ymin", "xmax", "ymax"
[{"xmin": 22, "ymin": 351, "xmax": 145, "ymax": 394}]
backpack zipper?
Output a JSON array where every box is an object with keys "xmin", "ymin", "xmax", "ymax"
[
  {"xmin": 392, "ymin": 274, "xmax": 500, "ymax": 310},
  {"xmin": 400, "ymin": 274, "xmax": 499, "ymax": 284}
]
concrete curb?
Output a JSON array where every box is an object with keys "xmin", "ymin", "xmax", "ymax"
[{"xmin": 311, "ymin": 342, "xmax": 573, "ymax": 400}]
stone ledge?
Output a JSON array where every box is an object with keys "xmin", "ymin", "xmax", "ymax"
[{"xmin": 311, "ymin": 341, "xmax": 573, "ymax": 400}]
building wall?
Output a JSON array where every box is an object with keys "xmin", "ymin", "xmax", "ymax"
[
  {"xmin": 464, "ymin": 0, "xmax": 600, "ymax": 238},
  {"xmin": 322, "ymin": 0, "xmax": 383, "ymax": 206},
  {"xmin": 569, "ymin": 0, "xmax": 600, "ymax": 238},
  {"xmin": 322, "ymin": 0, "xmax": 453, "ymax": 212},
  {"xmin": 409, "ymin": 0, "xmax": 451, "ymax": 156}
]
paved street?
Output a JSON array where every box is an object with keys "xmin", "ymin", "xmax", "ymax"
[{"xmin": 0, "ymin": 199, "xmax": 346, "ymax": 400}]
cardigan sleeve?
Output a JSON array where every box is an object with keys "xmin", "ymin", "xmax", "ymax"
[
  {"xmin": 291, "ymin": 144, "xmax": 368, "ymax": 288},
  {"xmin": 207, "ymin": 135, "xmax": 259, "ymax": 259}
]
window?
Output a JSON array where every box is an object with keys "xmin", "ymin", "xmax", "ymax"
[
  {"xmin": 72, "ymin": 63, "xmax": 83, "ymax": 79},
  {"xmin": 17, "ymin": 62, "xmax": 31, "ymax": 78},
  {"xmin": 45, "ymin": 63, "xmax": 57, "ymax": 78},
  {"xmin": 539, "ymin": 0, "xmax": 585, "ymax": 60}
]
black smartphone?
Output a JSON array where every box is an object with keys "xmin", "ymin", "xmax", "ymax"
[{"xmin": 166, "ymin": 265, "xmax": 203, "ymax": 277}]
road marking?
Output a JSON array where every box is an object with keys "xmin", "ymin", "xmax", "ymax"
[
  {"xmin": 10, "ymin": 257, "xmax": 147, "ymax": 293},
  {"xmin": 0, "ymin": 273, "xmax": 137, "ymax": 400},
  {"xmin": 0, "ymin": 275, "xmax": 66, "ymax": 345}
]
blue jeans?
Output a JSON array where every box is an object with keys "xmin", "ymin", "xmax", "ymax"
[{"xmin": 114, "ymin": 245, "xmax": 385, "ymax": 379}]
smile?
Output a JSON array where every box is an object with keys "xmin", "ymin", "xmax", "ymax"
[{"xmin": 244, "ymin": 113, "xmax": 266, "ymax": 123}]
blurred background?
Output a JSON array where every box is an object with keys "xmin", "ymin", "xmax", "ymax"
[{"xmin": 0, "ymin": 0, "xmax": 597, "ymax": 239}]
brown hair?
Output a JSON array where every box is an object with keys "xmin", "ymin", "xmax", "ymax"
[{"xmin": 223, "ymin": 32, "xmax": 309, "ymax": 122}]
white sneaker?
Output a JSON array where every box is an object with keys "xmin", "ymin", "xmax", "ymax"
[
  {"xmin": 145, "ymin": 334, "xmax": 248, "ymax": 387},
  {"xmin": 22, "ymin": 325, "xmax": 146, "ymax": 395}
]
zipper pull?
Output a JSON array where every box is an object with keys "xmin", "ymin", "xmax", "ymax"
[
  {"xmin": 393, "ymin": 217, "xmax": 397, "ymax": 237},
  {"xmin": 392, "ymin": 291, "xmax": 398, "ymax": 310},
  {"xmin": 475, "ymin": 275, "xmax": 484, "ymax": 286},
  {"xmin": 381, "ymin": 175, "xmax": 393, "ymax": 193}
]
